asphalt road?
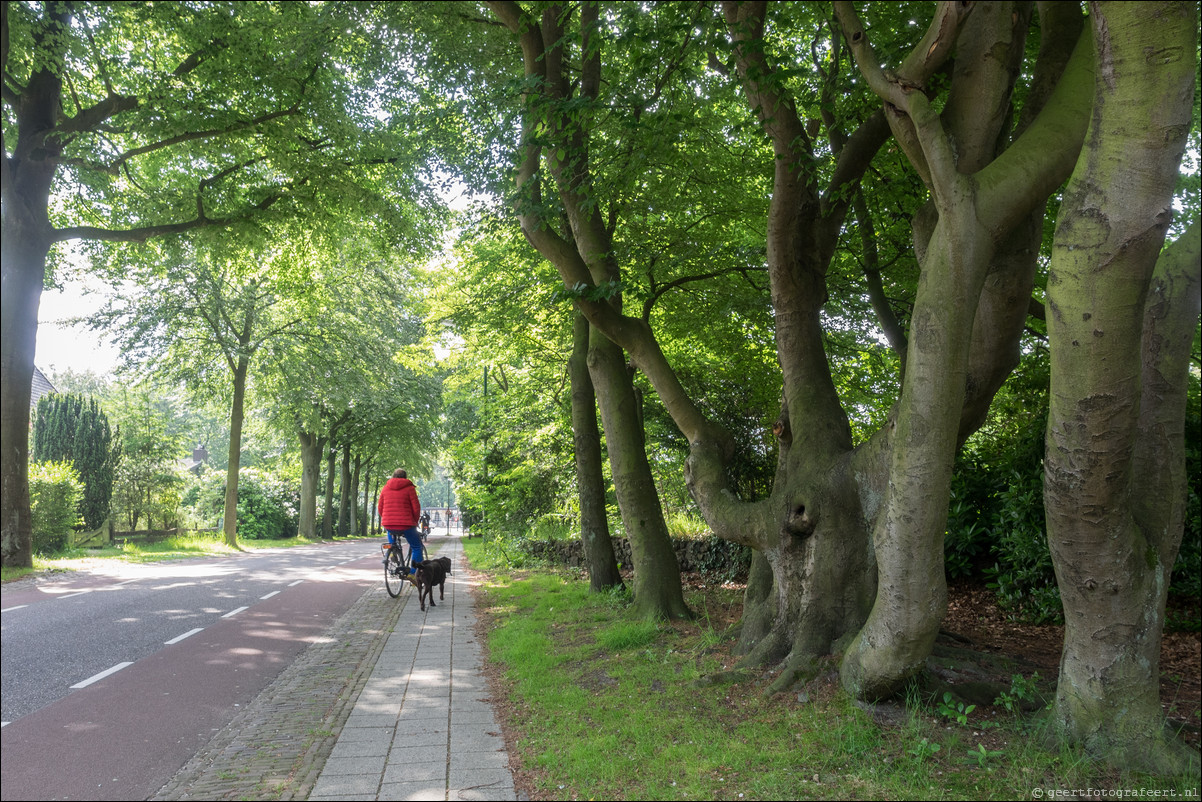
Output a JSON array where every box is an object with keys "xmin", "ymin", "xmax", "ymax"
[{"xmin": 0, "ymin": 538, "xmax": 384, "ymax": 801}]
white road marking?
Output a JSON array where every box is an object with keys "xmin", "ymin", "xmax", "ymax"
[
  {"xmin": 259, "ymin": 591, "xmax": 280, "ymax": 600},
  {"xmin": 71, "ymin": 662, "xmax": 134, "ymax": 689},
  {"xmin": 1, "ymin": 605, "xmax": 28, "ymax": 613},
  {"xmin": 221, "ymin": 606, "xmax": 248, "ymax": 618},
  {"xmin": 164, "ymin": 628, "xmax": 205, "ymax": 645}
]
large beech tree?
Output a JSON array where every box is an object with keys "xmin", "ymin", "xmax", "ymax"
[
  {"xmin": 1, "ymin": 1, "xmax": 429, "ymax": 566},
  {"xmin": 460, "ymin": 0, "xmax": 1095, "ymax": 692},
  {"xmin": 1043, "ymin": 1, "xmax": 1199, "ymax": 774}
]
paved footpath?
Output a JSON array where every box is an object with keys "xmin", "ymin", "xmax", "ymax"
[{"xmin": 155, "ymin": 533, "xmax": 518, "ymax": 801}]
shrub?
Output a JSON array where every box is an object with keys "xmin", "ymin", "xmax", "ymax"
[
  {"xmin": 31, "ymin": 393, "xmax": 117, "ymax": 529},
  {"xmin": 29, "ymin": 461, "xmax": 84, "ymax": 554},
  {"xmin": 944, "ymin": 464, "xmax": 993, "ymax": 580},
  {"xmin": 189, "ymin": 468, "xmax": 298, "ymax": 539},
  {"xmin": 1171, "ymin": 394, "xmax": 1201, "ymax": 600}
]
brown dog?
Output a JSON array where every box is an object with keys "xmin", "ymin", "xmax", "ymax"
[{"xmin": 414, "ymin": 556, "xmax": 452, "ymax": 611}]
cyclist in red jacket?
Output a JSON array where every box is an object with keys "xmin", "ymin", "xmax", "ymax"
[{"xmin": 378, "ymin": 468, "xmax": 422, "ymax": 582}]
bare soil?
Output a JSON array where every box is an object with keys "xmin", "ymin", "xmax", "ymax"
[{"xmin": 940, "ymin": 580, "xmax": 1201, "ymax": 750}]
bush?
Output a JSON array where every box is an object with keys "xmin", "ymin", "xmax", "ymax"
[
  {"xmin": 189, "ymin": 468, "xmax": 298, "ymax": 540},
  {"xmin": 30, "ymin": 461, "xmax": 84, "ymax": 554},
  {"xmin": 944, "ymin": 465, "xmax": 992, "ymax": 579},
  {"xmin": 984, "ymin": 468, "xmax": 1061, "ymax": 623},
  {"xmin": 1172, "ymin": 394, "xmax": 1201, "ymax": 599}
]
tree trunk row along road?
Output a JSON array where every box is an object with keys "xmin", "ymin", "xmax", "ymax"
[{"xmin": 0, "ymin": 540, "xmax": 381, "ymax": 801}]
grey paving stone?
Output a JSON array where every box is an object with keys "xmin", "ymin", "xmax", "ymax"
[
  {"xmin": 321, "ymin": 754, "xmax": 391, "ymax": 775},
  {"xmin": 383, "ymin": 759, "xmax": 448, "ymax": 784},
  {"xmin": 337, "ymin": 726, "xmax": 397, "ymax": 744},
  {"xmin": 446, "ymin": 767, "xmax": 516, "ymax": 793},
  {"xmin": 158, "ymin": 535, "xmax": 517, "ymax": 802},
  {"xmin": 451, "ymin": 786, "xmax": 518, "ymax": 802},
  {"xmin": 377, "ymin": 780, "xmax": 448, "ymax": 801},
  {"xmin": 310, "ymin": 771, "xmax": 381, "ymax": 797},
  {"xmin": 329, "ymin": 734, "xmax": 392, "ymax": 760},
  {"xmin": 451, "ymin": 750, "xmax": 511, "ymax": 770}
]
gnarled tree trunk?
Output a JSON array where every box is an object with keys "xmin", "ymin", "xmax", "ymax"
[{"xmin": 1044, "ymin": 1, "xmax": 1198, "ymax": 775}]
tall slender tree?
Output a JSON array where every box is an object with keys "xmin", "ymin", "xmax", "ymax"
[{"xmin": 2, "ymin": 1, "xmax": 433, "ymax": 566}]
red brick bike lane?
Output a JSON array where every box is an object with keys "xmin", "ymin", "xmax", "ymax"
[{"xmin": 0, "ymin": 558, "xmax": 378, "ymax": 802}]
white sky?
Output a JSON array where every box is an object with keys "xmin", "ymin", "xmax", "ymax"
[{"xmin": 35, "ymin": 274, "xmax": 121, "ymax": 377}]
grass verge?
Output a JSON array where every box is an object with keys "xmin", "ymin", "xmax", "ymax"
[{"xmin": 462, "ymin": 538, "xmax": 1201, "ymax": 801}]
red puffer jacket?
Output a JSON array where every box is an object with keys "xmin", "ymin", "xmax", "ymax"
[{"xmin": 378, "ymin": 477, "xmax": 420, "ymax": 530}]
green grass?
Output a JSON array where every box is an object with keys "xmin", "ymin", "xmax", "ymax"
[
  {"xmin": 1, "ymin": 532, "xmax": 359, "ymax": 582},
  {"xmin": 462, "ymin": 538, "xmax": 1201, "ymax": 801}
]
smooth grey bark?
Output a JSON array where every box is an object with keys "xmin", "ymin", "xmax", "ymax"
[
  {"xmin": 1044, "ymin": 1, "xmax": 1199, "ymax": 775},
  {"xmin": 569, "ymin": 313, "xmax": 623, "ymax": 592},
  {"xmin": 836, "ymin": 0, "xmax": 1093, "ymax": 700},
  {"xmin": 297, "ymin": 425, "xmax": 326, "ymax": 540},
  {"xmin": 221, "ymin": 350, "xmax": 251, "ymax": 547},
  {"xmin": 1, "ymin": 1, "xmax": 67, "ymax": 568},
  {"xmin": 488, "ymin": 0, "xmax": 691, "ymax": 619},
  {"xmin": 338, "ymin": 442, "xmax": 352, "ymax": 536},
  {"xmin": 322, "ymin": 443, "xmax": 336, "ymax": 540}
]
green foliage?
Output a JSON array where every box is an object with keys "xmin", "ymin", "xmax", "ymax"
[
  {"xmin": 945, "ymin": 351, "xmax": 1062, "ymax": 621},
  {"xmin": 948, "ymin": 350, "xmax": 1201, "ymax": 622},
  {"xmin": 32, "ymin": 393, "xmax": 117, "ymax": 529},
  {"xmin": 984, "ymin": 467, "xmax": 1061, "ymax": 624},
  {"xmin": 463, "ymin": 547, "xmax": 1200, "ymax": 800},
  {"xmin": 106, "ymin": 386, "xmax": 189, "ymax": 532},
  {"xmin": 191, "ymin": 468, "xmax": 298, "ymax": 540},
  {"xmin": 964, "ymin": 742, "xmax": 1005, "ymax": 768},
  {"xmin": 664, "ymin": 511, "xmax": 710, "ymax": 539},
  {"xmin": 943, "ymin": 467, "xmax": 992, "ymax": 580},
  {"xmin": 935, "ymin": 692, "xmax": 976, "ymax": 726},
  {"xmin": 29, "ymin": 461, "xmax": 84, "ymax": 554},
  {"xmin": 1173, "ymin": 381, "xmax": 1202, "ymax": 599},
  {"xmin": 907, "ymin": 738, "xmax": 941, "ymax": 762},
  {"xmin": 994, "ymin": 672, "xmax": 1046, "ymax": 716}
]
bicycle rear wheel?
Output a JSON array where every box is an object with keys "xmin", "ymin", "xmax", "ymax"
[{"xmin": 384, "ymin": 546, "xmax": 407, "ymax": 598}]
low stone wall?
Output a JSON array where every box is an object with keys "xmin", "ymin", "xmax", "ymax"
[{"xmin": 524, "ymin": 535, "xmax": 751, "ymax": 579}]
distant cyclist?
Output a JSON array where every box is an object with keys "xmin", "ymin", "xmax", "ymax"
[
  {"xmin": 420, "ymin": 510, "xmax": 431, "ymax": 541},
  {"xmin": 378, "ymin": 468, "xmax": 422, "ymax": 583}
]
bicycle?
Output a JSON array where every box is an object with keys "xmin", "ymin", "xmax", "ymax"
[{"xmin": 382, "ymin": 539, "xmax": 412, "ymax": 598}]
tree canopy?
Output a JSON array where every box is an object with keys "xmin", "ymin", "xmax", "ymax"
[{"xmin": 5, "ymin": 0, "xmax": 1199, "ymax": 777}]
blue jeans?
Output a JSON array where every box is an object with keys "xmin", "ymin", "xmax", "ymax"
[{"xmin": 386, "ymin": 527, "xmax": 423, "ymax": 573}]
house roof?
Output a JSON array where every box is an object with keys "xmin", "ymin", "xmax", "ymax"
[{"xmin": 31, "ymin": 366, "xmax": 56, "ymax": 410}]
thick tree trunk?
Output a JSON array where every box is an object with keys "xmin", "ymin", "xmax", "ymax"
[
  {"xmin": 588, "ymin": 329, "xmax": 690, "ymax": 619},
  {"xmin": 222, "ymin": 355, "xmax": 250, "ymax": 547},
  {"xmin": 0, "ymin": 3, "xmax": 65, "ymax": 568},
  {"xmin": 322, "ymin": 444, "xmax": 336, "ymax": 540},
  {"xmin": 349, "ymin": 453, "xmax": 361, "ymax": 537},
  {"xmin": 841, "ymin": 214, "xmax": 992, "ymax": 700},
  {"xmin": 297, "ymin": 426, "xmax": 325, "ymax": 539},
  {"xmin": 0, "ymin": 222, "xmax": 48, "ymax": 569},
  {"xmin": 569, "ymin": 314, "xmax": 622, "ymax": 592},
  {"xmin": 337, "ymin": 442, "xmax": 351, "ymax": 537},
  {"xmin": 1044, "ymin": 1, "xmax": 1198, "ymax": 775}
]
